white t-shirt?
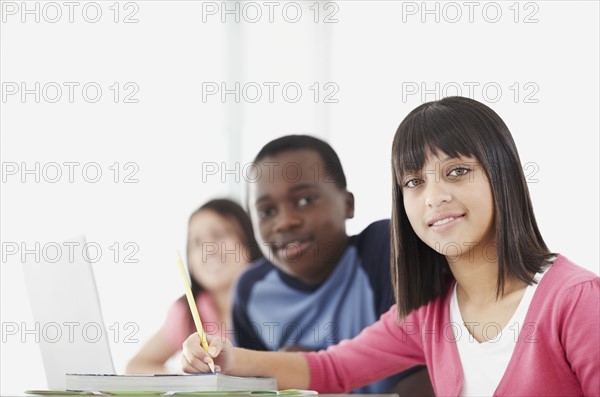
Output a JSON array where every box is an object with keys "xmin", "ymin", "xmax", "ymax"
[{"xmin": 450, "ymin": 267, "xmax": 549, "ymax": 396}]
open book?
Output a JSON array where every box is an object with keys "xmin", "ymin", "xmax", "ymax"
[{"xmin": 65, "ymin": 373, "xmax": 277, "ymax": 393}]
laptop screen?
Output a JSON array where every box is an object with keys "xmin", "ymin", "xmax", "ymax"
[{"xmin": 22, "ymin": 235, "xmax": 116, "ymax": 389}]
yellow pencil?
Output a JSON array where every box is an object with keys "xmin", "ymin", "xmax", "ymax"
[{"xmin": 176, "ymin": 250, "xmax": 216, "ymax": 373}]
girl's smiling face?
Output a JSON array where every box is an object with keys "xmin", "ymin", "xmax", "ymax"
[
  {"xmin": 401, "ymin": 153, "xmax": 496, "ymax": 260},
  {"xmin": 187, "ymin": 210, "xmax": 249, "ymax": 292}
]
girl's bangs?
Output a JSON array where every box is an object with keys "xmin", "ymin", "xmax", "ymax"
[{"xmin": 393, "ymin": 106, "xmax": 481, "ymax": 182}]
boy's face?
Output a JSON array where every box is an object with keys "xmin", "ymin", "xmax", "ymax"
[{"xmin": 248, "ymin": 149, "xmax": 354, "ymax": 285}]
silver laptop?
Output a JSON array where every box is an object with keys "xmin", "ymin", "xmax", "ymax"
[{"xmin": 22, "ymin": 235, "xmax": 116, "ymax": 390}]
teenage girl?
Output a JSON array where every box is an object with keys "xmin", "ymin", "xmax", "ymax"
[
  {"xmin": 180, "ymin": 98, "xmax": 599, "ymax": 396},
  {"xmin": 127, "ymin": 199, "xmax": 261, "ymax": 374}
]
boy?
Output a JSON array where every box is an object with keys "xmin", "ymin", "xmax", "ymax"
[{"xmin": 233, "ymin": 135, "xmax": 431, "ymax": 394}]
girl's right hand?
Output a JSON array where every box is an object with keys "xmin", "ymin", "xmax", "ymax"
[{"xmin": 181, "ymin": 332, "xmax": 234, "ymax": 374}]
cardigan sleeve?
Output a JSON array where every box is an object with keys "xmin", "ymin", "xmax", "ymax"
[
  {"xmin": 303, "ymin": 304, "xmax": 426, "ymax": 393},
  {"xmin": 560, "ymin": 278, "xmax": 600, "ymax": 396}
]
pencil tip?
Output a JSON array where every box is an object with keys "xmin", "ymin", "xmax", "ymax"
[{"xmin": 208, "ymin": 361, "xmax": 216, "ymax": 374}]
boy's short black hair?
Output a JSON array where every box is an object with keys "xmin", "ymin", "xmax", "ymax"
[{"xmin": 254, "ymin": 135, "xmax": 347, "ymax": 190}]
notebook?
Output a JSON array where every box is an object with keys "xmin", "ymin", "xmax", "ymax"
[
  {"xmin": 22, "ymin": 235, "xmax": 116, "ymax": 390},
  {"xmin": 65, "ymin": 373, "xmax": 277, "ymax": 393}
]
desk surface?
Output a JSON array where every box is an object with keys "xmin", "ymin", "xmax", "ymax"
[{"xmin": 21, "ymin": 394, "xmax": 399, "ymax": 397}]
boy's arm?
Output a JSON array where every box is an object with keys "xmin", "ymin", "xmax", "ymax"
[
  {"xmin": 231, "ymin": 261, "xmax": 272, "ymax": 350},
  {"xmin": 232, "ymin": 299, "xmax": 269, "ymax": 350},
  {"xmin": 356, "ymin": 219, "xmax": 396, "ymax": 314}
]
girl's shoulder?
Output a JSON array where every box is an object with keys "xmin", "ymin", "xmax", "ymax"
[
  {"xmin": 542, "ymin": 254, "xmax": 599, "ymax": 290},
  {"xmin": 532, "ymin": 254, "xmax": 599, "ymax": 314},
  {"xmin": 166, "ymin": 292, "xmax": 211, "ymax": 320}
]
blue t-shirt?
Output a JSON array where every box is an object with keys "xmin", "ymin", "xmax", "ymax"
[{"xmin": 233, "ymin": 220, "xmax": 418, "ymax": 393}]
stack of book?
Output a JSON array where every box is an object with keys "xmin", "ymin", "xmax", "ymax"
[{"xmin": 65, "ymin": 373, "xmax": 278, "ymax": 393}]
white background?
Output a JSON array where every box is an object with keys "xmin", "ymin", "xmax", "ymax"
[{"xmin": 1, "ymin": 1, "xmax": 598, "ymax": 394}]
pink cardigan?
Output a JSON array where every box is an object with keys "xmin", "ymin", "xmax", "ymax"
[
  {"xmin": 161, "ymin": 292, "xmax": 222, "ymax": 350},
  {"xmin": 305, "ymin": 255, "xmax": 599, "ymax": 396}
]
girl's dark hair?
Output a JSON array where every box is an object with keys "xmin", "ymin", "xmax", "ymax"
[
  {"xmin": 180, "ymin": 198, "xmax": 262, "ymax": 330},
  {"xmin": 391, "ymin": 96, "xmax": 555, "ymax": 318}
]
